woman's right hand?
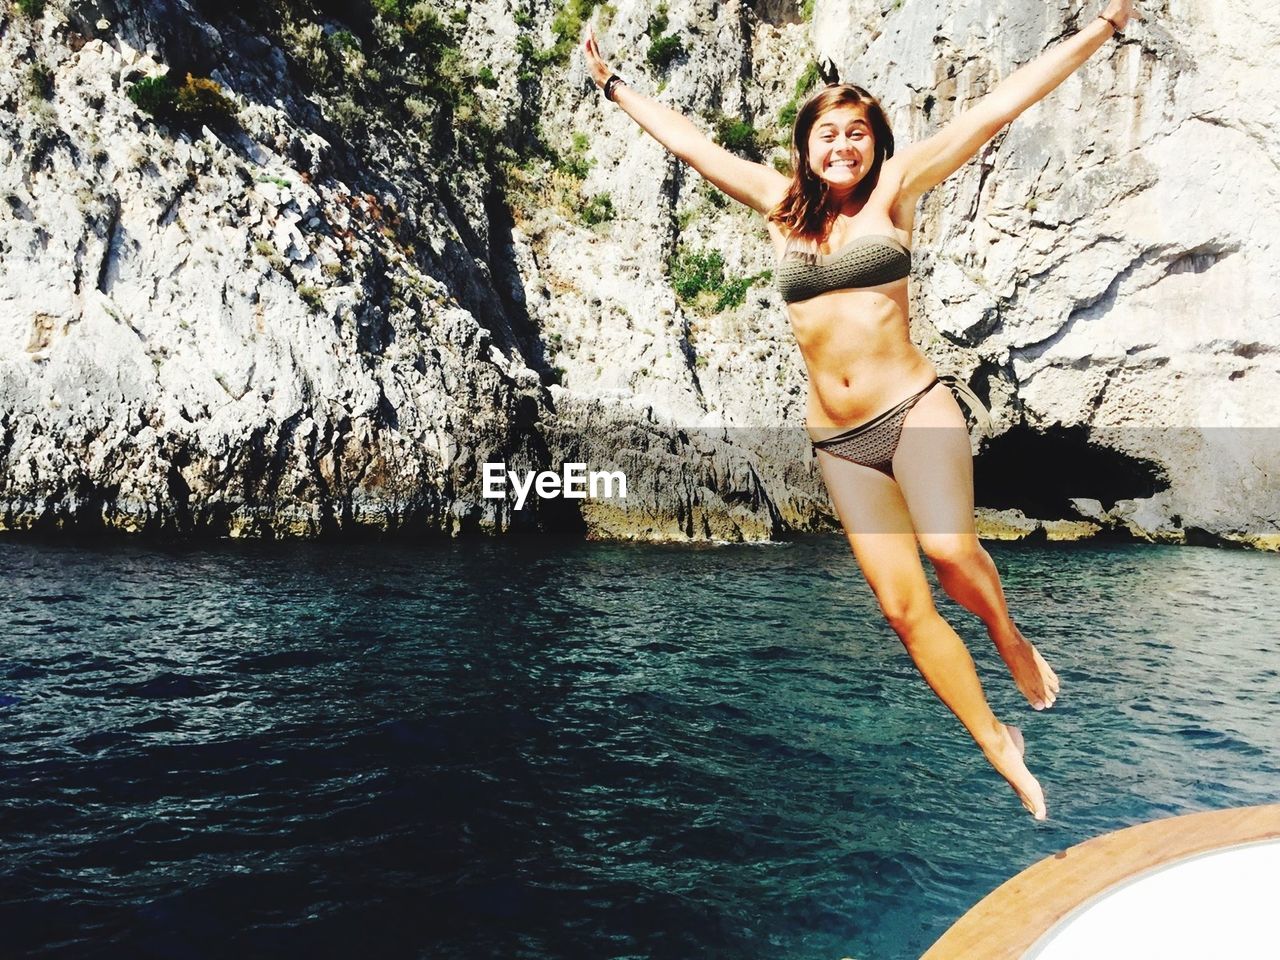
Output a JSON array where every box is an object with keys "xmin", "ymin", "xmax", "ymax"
[{"xmin": 583, "ymin": 27, "xmax": 613, "ymax": 90}]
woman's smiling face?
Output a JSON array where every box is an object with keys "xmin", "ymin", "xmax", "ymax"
[{"xmin": 807, "ymin": 104, "xmax": 876, "ymax": 193}]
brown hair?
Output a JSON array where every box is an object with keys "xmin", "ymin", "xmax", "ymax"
[{"xmin": 768, "ymin": 84, "xmax": 896, "ymax": 260}]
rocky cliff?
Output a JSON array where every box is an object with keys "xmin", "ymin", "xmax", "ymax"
[{"xmin": 1, "ymin": 0, "xmax": 1276, "ymax": 547}]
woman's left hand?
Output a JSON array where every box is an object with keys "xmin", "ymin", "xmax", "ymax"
[{"xmin": 1101, "ymin": 0, "xmax": 1140, "ymax": 31}]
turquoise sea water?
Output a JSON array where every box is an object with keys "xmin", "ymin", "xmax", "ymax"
[{"xmin": 2, "ymin": 537, "xmax": 1278, "ymax": 959}]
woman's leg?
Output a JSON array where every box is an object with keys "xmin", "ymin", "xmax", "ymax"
[
  {"xmin": 816, "ymin": 448, "xmax": 1046, "ymax": 819},
  {"xmin": 891, "ymin": 385, "xmax": 1060, "ymax": 710}
]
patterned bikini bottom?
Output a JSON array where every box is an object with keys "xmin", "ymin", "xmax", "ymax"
[{"xmin": 810, "ymin": 375, "xmax": 991, "ymax": 478}]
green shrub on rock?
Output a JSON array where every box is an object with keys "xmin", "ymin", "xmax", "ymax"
[
  {"xmin": 297, "ymin": 284, "xmax": 325, "ymax": 312},
  {"xmin": 127, "ymin": 75, "xmax": 178, "ymax": 118},
  {"xmin": 713, "ymin": 114, "xmax": 765, "ymax": 162},
  {"xmin": 329, "ymin": 30, "xmax": 360, "ymax": 53},
  {"xmin": 670, "ymin": 245, "xmax": 771, "ymax": 314},
  {"xmin": 713, "ymin": 271, "xmax": 770, "ymax": 311},
  {"xmin": 672, "ymin": 247, "xmax": 727, "ymax": 301},
  {"xmin": 543, "ymin": 0, "xmax": 603, "ymax": 67},
  {"xmin": 371, "ymin": 0, "xmax": 414, "ymax": 20},
  {"xmin": 647, "ymin": 33, "xmax": 683, "ymax": 70},
  {"xmin": 645, "ymin": 3, "xmax": 684, "ymax": 70},
  {"xmin": 284, "ymin": 19, "xmax": 336, "ymax": 87},
  {"xmin": 24, "ymin": 63, "xmax": 54, "ymax": 100},
  {"xmin": 581, "ymin": 193, "xmax": 614, "ymax": 225},
  {"xmin": 175, "ymin": 74, "xmax": 237, "ymax": 125},
  {"xmin": 778, "ymin": 61, "xmax": 820, "ymax": 136},
  {"xmin": 127, "ymin": 73, "xmax": 237, "ymax": 128}
]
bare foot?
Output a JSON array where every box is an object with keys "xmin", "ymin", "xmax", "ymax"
[
  {"xmin": 994, "ymin": 625, "xmax": 1060, "ymax": 710},
  {"xmin": 981, "ymin": 723, "xmax": 1047, "ymax": 820}
]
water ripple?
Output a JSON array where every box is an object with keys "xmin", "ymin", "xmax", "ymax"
[{"xmin": 0, "ymin": 538, "xmax": 1277, "ymax": 959}]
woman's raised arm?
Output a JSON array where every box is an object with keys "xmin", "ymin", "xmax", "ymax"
[
  {"xmin": 583, "ymin": 28, "xmax": 788, "ymax": 215},
  {"xmin": 892, "ymin": 1, "xmax": 1140, "ymax": 203}
]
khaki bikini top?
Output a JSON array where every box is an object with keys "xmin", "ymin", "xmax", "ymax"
[{"xmin": 776, "ymin": 234, "xmax": 912, "ymax": 304}]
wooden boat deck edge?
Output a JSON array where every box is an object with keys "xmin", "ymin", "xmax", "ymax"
[{"xmin": 921, "ymin": 804, "xmax": 1280, "ymax": 960}]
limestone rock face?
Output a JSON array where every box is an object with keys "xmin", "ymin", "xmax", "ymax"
[
  {"xmin": 1, "ymin": 0, "xmax": 1276, "ymax": 547},
  {"xmin": 1, "ymin": 1, "xmax": 542, "ymax": 537}
]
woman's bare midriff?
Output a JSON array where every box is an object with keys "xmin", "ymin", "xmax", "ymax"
[
  {"xmin": 764, "ymin": 191, "xmax": 936, "ymax": 431},
  {"xmin": 785, "ymin": 281, "xmax": 937, "ymax": 431}
]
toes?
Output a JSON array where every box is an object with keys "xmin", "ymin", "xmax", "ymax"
[
  {"xmin": 1022, "ymin": 681, "xmax": 1048, "ymax": 710},
  {"xmin": 1017, "ymin": 785, "xmax": 1047, "ymax": 820}
]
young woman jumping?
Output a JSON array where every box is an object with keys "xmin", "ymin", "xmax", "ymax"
[{"xmin": 584, "ymin": 1, "xmax": 1138, "ymax": 818}]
